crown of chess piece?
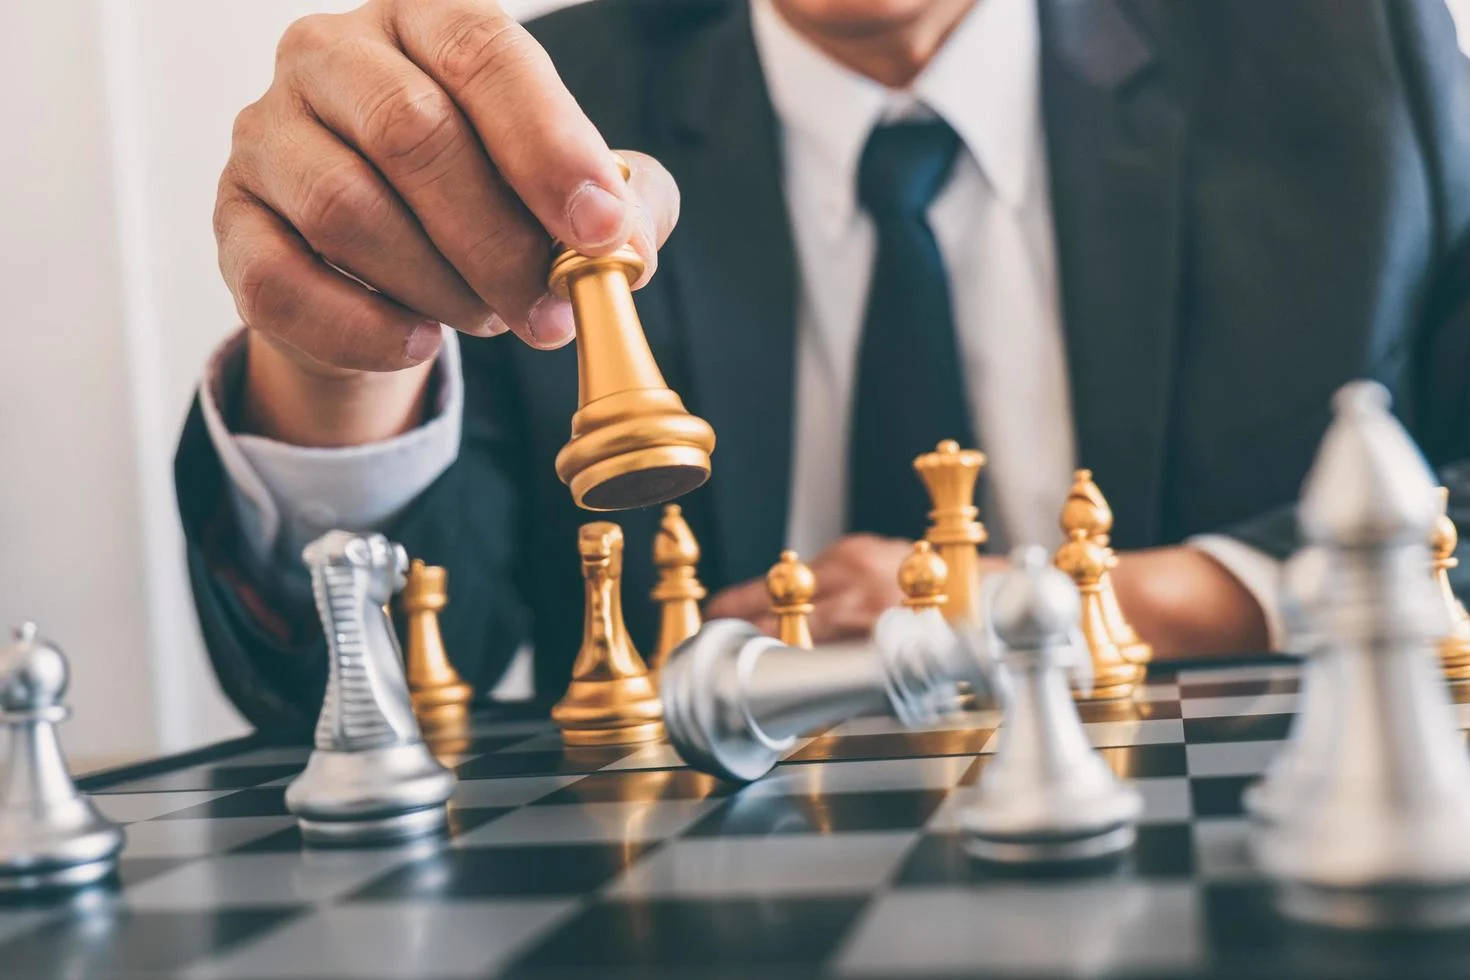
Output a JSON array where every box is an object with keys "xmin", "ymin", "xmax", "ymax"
[
  {"xmin": 401, "ymin": 559, "xmax": 473, "ymax": 733},
  {"xmin": 1062, "ymin": 470, "xmax": 1151, "ymax": 666},
  {"xmin": 0, "ymin": 623, "xmax": 124, "ymax": 891},
  {"xmin": 1053, "ymin": 509, "xmax": 1144, "ymax": 701},
  {"xmin": 767, "ymin": 550, "xmax": 816, "ymax": 649},
  {"xmin": 960, "ymin": 547, "xmax": 1142, "ymax": 864},
  {"xmin": 552, "ymin": 522, "xmax": 665, "ymax": 745},
  {"xmin": 1431, "ymin": 486, "xmax": 1470, "ymax": 682},
  {"xmin": 662, "ymin": 544, "xmax": 983, "ymax": 782},
  {"xmin": 549, "ymin": 157, "xmax": 716, "ymax": 511},
  {"xmin": 286, "ymin": 532, "xmax": 455, "ymax": 845},
  {"xmin": 899, "ymin": 540, "xmax": 948, "ymax": 611},
  {"xmin": 914, "ymin": 440, "xmax": 988, "ymax": 626},
  {"xmin": 1249, "ymin": 381, "xmax": 1470, "ymax": 930},
  {"xmin": 649, "ymin": 504, "xmax": 707, "ymax": 675}
]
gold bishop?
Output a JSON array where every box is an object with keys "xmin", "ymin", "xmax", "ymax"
[
  {"xmin": 1432, "ymin": 486, "xmax": 1470, "ymax": 682},
  {"xmin": 1055, "ymin": 492, "xmax": 1145, "ymax": 700},
  {"xmin": 767, "ymin": 550, "xmax": 816, "ymax": 649},
  {"xmin": 913, "ymin": 440, "xmax": 988, "ymax": 628},
  {"xmin": 1062, "ymin": 470, "xmax": 1151, "ymax": 666},
  {"xmin": 649, "ymin": 504, "xmax": 706, "ymax": 675},
  {"xmin": 552, "ymin": 522, "xmax": 664, "ymax": 745}
]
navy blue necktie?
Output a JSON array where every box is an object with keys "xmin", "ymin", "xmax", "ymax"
[{"xmin": 847, "ymin": 120, "xmax": 976, "ymax": 538}]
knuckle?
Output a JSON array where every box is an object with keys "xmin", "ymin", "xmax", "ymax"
[
  {"xmin": 298, "ymin": 164, "xmax": 383, "ymax": 253},
  {"xmin": 234, "ymin": 249, "xmax": 296, "ymax": 329},
  {"xmin": 276, "ymin": 13, "xmax": 337, "ymax": 64},
  {"xmin": 432, "ymin": 12, "xmax": 533, "ymax": 93},
  {"xmin": 361, "ymin": 83, "xmax": 460, "ymax": 174}
]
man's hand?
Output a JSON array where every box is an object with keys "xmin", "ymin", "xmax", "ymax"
[
  {"xmin": 706, "ymin": 535, "xmax": 1270, "ymax": 657},
  {"xmin": 706, "ymin": 534, "xmax": 1009, "ymax": 643},
  {"xmin": 216, "ymin": 0, "xmax": 680, "ymax": 445}
]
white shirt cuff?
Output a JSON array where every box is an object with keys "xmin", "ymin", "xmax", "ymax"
[
  {"xmin": 198, "ymin": 327, "xmax": 463, "ymax": 587},
  {"xmin": 1188, "ymin": 534, "xmax": 1286, "ymax": 652}
]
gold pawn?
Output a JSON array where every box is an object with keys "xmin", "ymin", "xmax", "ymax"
[
  {"xmin": 549, "ymin": 157, "xmax": 715, "ymax": 511},
  {"xmin": 551, "ymin": 522, "xmax": 664, "ymax": 745},
  {"xmin": 1062, "ymin": 470, "xmax": 1152, "ymax": 665},
  {"xmin": 899, "ymin": 540, "xmax": 948, "ymax": 610},
  {"xmin": 1055, "ymin": 524, "xmax": 1144, "ymax": 701},
  {"xmin": 913, "ymin": 440, "xmax": 988, "ymax": 627},
  {"xmin": 649, "ymin": 504, "xmax": 706, "ymax": 675},
  {"xmin": 1432, "ymin": 486, "xmax": 1470, "ymax": 682},
  {"xmin": 767, "ymin": 550, "xmax": 816, "ymax": 649},
  {"xmin": 401, "ymin": 560, "xmax": 473, "ymax": 733}
]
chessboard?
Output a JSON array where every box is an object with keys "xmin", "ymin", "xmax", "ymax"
[{"xmin": 5, "ymin": 658, "xmax": 1470, "ymax": 979}]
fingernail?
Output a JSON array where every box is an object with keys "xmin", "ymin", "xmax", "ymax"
[
  {"xmin": 482, "ymin": 313, "xmax": 509, "ymax": 337},
  {"xmin": 527, "ymin": 295, "xmax": 576, "ymax": 348},
  {"xmin": 405, "ymin": 322, "xmax": 443, "ymax": 361},
  {"xmin": 567, "ymin": 182, "xmax": 627, "ymax": 248}
]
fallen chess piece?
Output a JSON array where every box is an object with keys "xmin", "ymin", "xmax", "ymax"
[
  {"xmin": 662, "ymin": 541, "xmax": 986, "ymax": 781},
  {"xmin": 286, "ymin": 532, "xmax": 455, "ymax": 846},
  {"xmin": 1250, "ymin": 381, "xmax": 1470, "ymax": 930},
  {"xmin": 959, "ymin": 547, "xmax": 1141, "ymax": 865},
  {"xmin": 0, "ymin": 623, "xmax": 124, "ymax": 891}
]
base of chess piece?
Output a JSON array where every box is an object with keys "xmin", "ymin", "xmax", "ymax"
[
  {"xmin": 410, "ymin": 686, "xmax": 473, "ymax": 733},
  {"xmin": 0, "ymin": 793, "xmax": 124, "ymax": 892},
  {"xmin": 551, "ymin": 676, "xmax": 665, "ymax": 746},
  {"xmin": 285, "ymin": 743, "xmax": 454, "ymax": 846},
  {"xmin": 1073, "ymin": 660, "xmax": 1146, "ymax": 702}
]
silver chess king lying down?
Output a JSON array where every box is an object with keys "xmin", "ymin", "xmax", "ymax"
[
  {"xmin": 661, "ymin": 545, "xmax": 1142, "ymax": 865},
  {"xmin": 1247, "ymin": 381, "xmax": 1470, "ymax": 931},
  {"xmin": 285, "ymin": 531, "xmax": 455, "ymax": 846}
]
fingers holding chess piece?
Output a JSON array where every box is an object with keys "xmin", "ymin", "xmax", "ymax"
[
  {"xmin": 650, "ymin": 504, "xmax": 706, "ymax": 675},
  {"xmin": 1062, "ymin": 470, "xmax": 1151, "ymax": 666},
  {"xmin": 0, "ymin": 623, "xmax": 124, "ymax": 891},
  {"xmin": 1432, "ymin": 487, "xmax": 1470, "ymax": 682},
  {"xmin": 767, "ymin": 550, "xmax": 816, "ymax": 649},
  {"xmin": 401, "ymin": 560, "xmax": 473, "ymax": 734},
  {"xmin": 552, "ymin": 522, "xmax": 664, "ymax": 745},
  {"xmin": 550, "ymin": 157, "xmax": 715, "ymax": 511},
  {"xmin": 914, "ymin": 440, "xmax": 988, "ymax": 627}
]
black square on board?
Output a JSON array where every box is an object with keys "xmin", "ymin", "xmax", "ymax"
[
  {"xmin": 1095, "ymin": 743, "xmax": 1189, "ymax": 779},
  {"xmin": 533, "ymin": 769, "xmax": 734, "ymax": 805},
  {"xmin": 153, "ymin": 787, "xmax": 289, "ymax": 820},
  {"xmin": 684, "ymin": 788, "xmax": 946, "ymax": 836},
  {"xmin": 508, "ymin": 896, "xmax": 869, "ymax": 970},
  {"xmin": 785, "ymin": 729, "xmax": 992, "ymax": 763},
  {"xmin": 455, "ymin": 746, "xmax": 633, "ymax": 779},
  {"xmin": 347, "ymin": 841, "xmax": 655, "ymax": 899},
  {"xmin": 1190, "ymin": 775, "xmax": 1257, "ymax": 818},
  {"xmin": 1183, "ymin": 714, "xmax": 1295, "ymax": 744}
]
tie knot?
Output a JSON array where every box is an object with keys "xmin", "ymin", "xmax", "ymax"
[{"xmin": 857, "ymin": 120, "xmax": 961, "ymax": 220}]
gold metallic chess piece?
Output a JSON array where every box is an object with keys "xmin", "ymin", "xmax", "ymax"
[
  {"xmin": 1432, "ymin": 486, "xmax": 1470, "ymax": 682},
  {"xmin": 1055, "ymin": 521, "xmax": 1144, "ymax": 701},
  {"xmin": 549, "ymin": 158, "xmax": 715, "ymax": 511},
  {"xmin": 767, "ymin": 550, "xmax": 816, "ymax": 649},
  {"xmin": 401, "ymin": 559, "xmax": 474, "ymax": 732},
  {"xmin": 1062, "ymin": 470, "xmax": 1152, "ymax": 666},
  {"xmin": 552, "ymin": 522, "xmax": 664, "ymax": 745},
  {"xmin": 914, "ymin": 440, "xmax": 988, "ymax": 627},
  {"xmin": 899, "ymin": 540, "xmax": 948, "ymax": 611},
  {"xmin": 649, "ymin": 504, "xmax": 706, "ymax": 674}
]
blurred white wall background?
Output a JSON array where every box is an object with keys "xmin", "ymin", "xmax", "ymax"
[{"xmin": 1, "ymin": 0, "xmax": 1468, "ymax": 766}]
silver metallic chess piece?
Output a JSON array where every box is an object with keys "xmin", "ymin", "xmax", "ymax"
[
  {"xmin": 286, "ymin": 531, "xmax": 455, "ymax": 845},
  {"xmin": 0, "ymin": 623, "xmax": 124, "ymax": 891},
  {"xmin": 661, "ymin": 604, "xmax": 986, "ymax": 782},
  {"xmin": 960, "ymin": 546, "xmax": 1141, "ymax": 864},
  {"xmin": 1250, "ymin": 380, "xmax": 1470, "ymax": 929}
]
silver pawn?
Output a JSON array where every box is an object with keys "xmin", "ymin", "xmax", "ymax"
[
  {"xmin": 286, "ymin": 532, "xmax": 454, "ymax": 845},
  {"xmin": 0, "ymin": 623, "xmax": 124, "ymax": 891},
  {"xmin": 960, "ymin": 546, "xmax": 1141, "ymax": 864},
  {"xmin": 1250, "ymin": 381, "xmax": 1470, "ymax": 929},
  {"xmin": 662, "ymin": 602, "xmax": 986, "ymax": 783}
]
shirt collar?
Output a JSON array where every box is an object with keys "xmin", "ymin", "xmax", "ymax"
[{"xmin": 751, "ymin": 0, "xmax": 1040, "ymax": 216}]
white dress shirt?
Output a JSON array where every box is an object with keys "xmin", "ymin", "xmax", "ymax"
[{"xmin": 201, "ymin": 0, "xmax": 1286, "ymax": 657}]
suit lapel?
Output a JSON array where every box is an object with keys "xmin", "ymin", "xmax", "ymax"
[
  {"xmin": 652, "ymin": 1, "xmax": 797, "ymax": 585},
  {"xmin": 1040, "ymin": 0, "xmax": 1187, "ymax": 547}
]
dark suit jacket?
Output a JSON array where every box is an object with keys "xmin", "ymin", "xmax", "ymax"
[{"xmin": 175, "ymin": 0, "xmax": 1470, "ymax": 735}]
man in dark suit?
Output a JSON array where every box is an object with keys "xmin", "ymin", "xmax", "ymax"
[{"xmin": 179, "ymin": 0, "xmax": 1470, "ymax": 734}]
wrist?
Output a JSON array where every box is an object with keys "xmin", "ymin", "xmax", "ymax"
[
  {"xmin": 1112, "ymin": 546, "xmax": 1269, "ymax": 658},
  {"xmin": 241, "ymin": 329, "xmax": 436, "ymax": 447}
]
